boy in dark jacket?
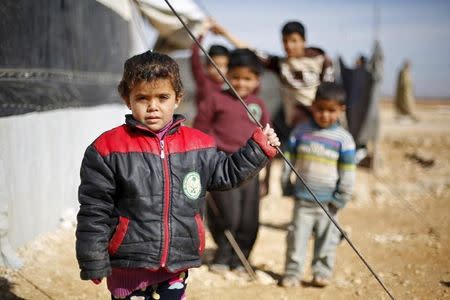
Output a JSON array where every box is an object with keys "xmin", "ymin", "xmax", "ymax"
[
  {"xmin": 76, "ymin": 51, "xmax": 279, "ymax": 300},
  {"xmin": 193, "ymin": 48, "xmax": 271, "ymax": 273}
]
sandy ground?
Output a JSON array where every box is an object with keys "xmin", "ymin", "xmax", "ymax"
[{"xmin": 1, "ymin": 102, "xmax": 449, "ymax": 300}]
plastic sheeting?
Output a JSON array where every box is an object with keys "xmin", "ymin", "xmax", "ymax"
[
  {"xmin": 0, "ymin": 105, "xmax": 128, "ymax": 248},
  {"xmin": 0, "ymin": 0, "xmax": 130, "ymax": 117},
  {"xmin": 339, "ymin": 42, "xmax": 384, "ymax": 147}
]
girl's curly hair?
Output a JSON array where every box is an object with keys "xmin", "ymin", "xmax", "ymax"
[{"xmin": 118, "ymin": 51, "xmax": 184, "ymax": 99}]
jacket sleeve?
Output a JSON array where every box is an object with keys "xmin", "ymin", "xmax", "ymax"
[
  {"xmin": 256, "ymin": 50, "xmax": 281, "ymax": 75},
  {"xmin": 191, "ymin": 35, "xmax": 208, "ymax": 101},
  {"xmin": 76, "ymin": 144, "xmax": 115, "ymax": 280},
  {"xmin": 332, "ymin": 136, "xmax": 356, "ymax": 208},
  {"xmin": 207, "ymin": 128, "xmax": 277, "ymax": 191}
]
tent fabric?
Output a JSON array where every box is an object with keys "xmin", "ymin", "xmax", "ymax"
[
  {"xmin": 134, "ymin": 0, "xmax": 206, "ymax": 53},
  {"xmin": 0, "ymin": 0, "xmax": 130, "ymax": 117},
  {"xmin": 339, "ymin": 41, "xmax": 383, "ymax": 147},
  {"xmin": 0, "ymin": 0, "xmax": 207, "ymax": 117}
]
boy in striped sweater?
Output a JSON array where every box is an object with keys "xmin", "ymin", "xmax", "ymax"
[{"xmin": 280, "ymin": 82, "xmax": 356, "ymax": 288}]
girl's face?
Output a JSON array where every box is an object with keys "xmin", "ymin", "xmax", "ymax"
[{"xmin": 126, "ymin": 79, "xmax": 181, "ymax": 132}]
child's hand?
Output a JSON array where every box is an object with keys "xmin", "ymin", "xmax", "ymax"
[
  {"xmin": 210, "ymin": 20, "xmax": 227, "ymax": 36},
  {"xmin": 200, "ymin": 17, "xmax": 214, "ymax": 36},
  {"xmin": 263, "ymin": 124, "xmax": 280, "ymax": 147}
]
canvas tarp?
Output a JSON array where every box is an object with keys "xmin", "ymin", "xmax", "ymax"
[{"xmin": 339, "ymin": 41, "xmax": 384, "ymax": 147}]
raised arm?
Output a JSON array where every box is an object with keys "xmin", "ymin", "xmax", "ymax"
[
  {"xmin": 210, "ymin": 20, "xmax": 249, "ymax": 49},
  {"xmin": 191, "ymin": 34, "xmax": 208, "ymax": 88},
  {"xmin": 192, "ymin": 93, "xmax": 216, "ymax": 134}
]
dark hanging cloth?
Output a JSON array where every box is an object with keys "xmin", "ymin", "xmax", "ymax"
[
  {"xmin": 339, "ymin": 41, "xmax": 383, "ymax": 147},
  {"xmin": 0, "ymin": 0, "xmax": 130, "ymax": 117}
]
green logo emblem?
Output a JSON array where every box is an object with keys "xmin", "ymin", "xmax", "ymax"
[
  {"xmin": 182, "ymin": 171, "xmax": 201, "ymax": 200},
  {"xmin": 247, "ymin": 103, "xmax": 262, "ymax": 124}
]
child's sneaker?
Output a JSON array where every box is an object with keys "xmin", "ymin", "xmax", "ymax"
[
  {"xmin": 232, "ymin": 266, "xmax": 250, "ymax": 280},
  {"xmin": 312, "ymin": 276, "xmax": 330, "ymax": 287},
  {"xmin": 209, "ymin": 263, "xmax": 230, "ymax": 274},
  {"xmin": 279, "ymin": 275, "xmax": 301, "ymax": 287}
]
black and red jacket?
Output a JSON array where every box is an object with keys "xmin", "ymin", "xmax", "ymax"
[{"xmin": 76, "ymin": 114, "xmax": 276, "ymax": 280}]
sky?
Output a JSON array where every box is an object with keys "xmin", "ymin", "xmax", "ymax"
[{"xmin": 184, "ymin": 0, "xmax": 450, "ymax": 98}]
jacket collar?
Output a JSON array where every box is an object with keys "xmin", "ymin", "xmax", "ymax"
[{"xmin": 125, "ymin": 114, "xmax": 185, "ymax": 136}]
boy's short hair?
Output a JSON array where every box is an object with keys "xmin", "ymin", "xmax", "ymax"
[
  {"xmin": 282, "ymin": 21, "xmax": 306, "ymax": 41},
  {"xmin": 118, "ymin": 51, "xmax": 183, "ymax": 99},
  {"xmin": 206, "ymin": 44, "xmax": 229, "ymax": 66},
  {"xmin": 314, "ymin": 82, "xmax": 346, "ymax": 105},
  {"xmin": 208, "ymin": 44, "xmax": 229, "ymax": 58},
  {"xmin": 228, "ymin": 48, "xmax": 263, "ymax": 76}
]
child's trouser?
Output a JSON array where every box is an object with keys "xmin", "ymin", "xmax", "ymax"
[
  {"xmin": 111, "ymin": 271, "xmax": 188, "ymax": 300},
  {"xmin": 206, "ymin": 176, "xmax": 259, "ymax": 268},
  {"xmin": 284, "ymin": 200, "xmax": 341, "ymax": 279}
]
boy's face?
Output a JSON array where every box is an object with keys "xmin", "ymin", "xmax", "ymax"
[
  {"xmin": 227, "ymin": 66, "xmax": 260, "ymax": 99},
  {"xmin": 311, "ymin": 99, "xmax": 344, "ymax": 129},
  {"xmin": 125, "ymin": 79, "xmax": 181, "ymax": 132},
  {"xmin": 282, "ymin": 33, "xmax": 305, "ymax": 58},
  {"xmin": 207, "ymin": 55, "xmax": 228, "ymax": 84}
]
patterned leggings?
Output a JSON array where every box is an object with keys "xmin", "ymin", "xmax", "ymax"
[{"xmin": 111, "ymin": 271, "xmax": 188, "ymax": 300}]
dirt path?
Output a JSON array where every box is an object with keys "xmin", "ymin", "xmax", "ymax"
[{"xmin": 1, "ymin": 103, "xmax": 449, "ymax": 300}]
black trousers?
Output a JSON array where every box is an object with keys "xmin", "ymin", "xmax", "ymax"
[{"xmin": 207, "ymin": 176, "xmax": 260, "ymax": 268}]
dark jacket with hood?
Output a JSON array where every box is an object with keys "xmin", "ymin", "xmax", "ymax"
[{"xmin": 76, "ymin": 114, "xmax": 276, "ymax": 280}]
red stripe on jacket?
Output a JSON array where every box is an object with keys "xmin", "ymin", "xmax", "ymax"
[{"xmin": 93, "ymin": 125, "xmax": 216, "ymax": 158}]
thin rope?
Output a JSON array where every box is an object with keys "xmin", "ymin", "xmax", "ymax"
[
  {"xmin": 163, "ymin": 1, "xmax": 396, "ymax": 298},
  {"xmin": 16, "ymin": 271, "xmax": 55, "ymax": 300},
  {"xmin": 372, "ymin": 173, "xmax": 438, "ymax": 235}
]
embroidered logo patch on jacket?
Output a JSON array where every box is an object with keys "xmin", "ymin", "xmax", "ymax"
[
  {"xmin": 247, "ymin": 103, "xmax": 262, "ymax": 123},
  {"xmin": 183, "ymin": 171, "xmax": 201, "ymax": 200}
]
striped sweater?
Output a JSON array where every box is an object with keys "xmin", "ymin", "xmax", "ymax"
[{"xmin": 282, "ymin": 120, "xmax": 356, "ymax": 208}]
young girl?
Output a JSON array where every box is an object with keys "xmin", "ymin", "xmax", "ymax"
[{"xmin": 75, "ymin": 51, "xmax": 280, "ymax": 300}]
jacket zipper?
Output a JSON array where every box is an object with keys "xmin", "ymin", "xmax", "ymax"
[
  {"xmin": 160, "ymin": 139, "xmax": 171, "ymax": 267},
  {"xmin": 160, "ymin": 140, "xmax": 165, "ymax": 159}
]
